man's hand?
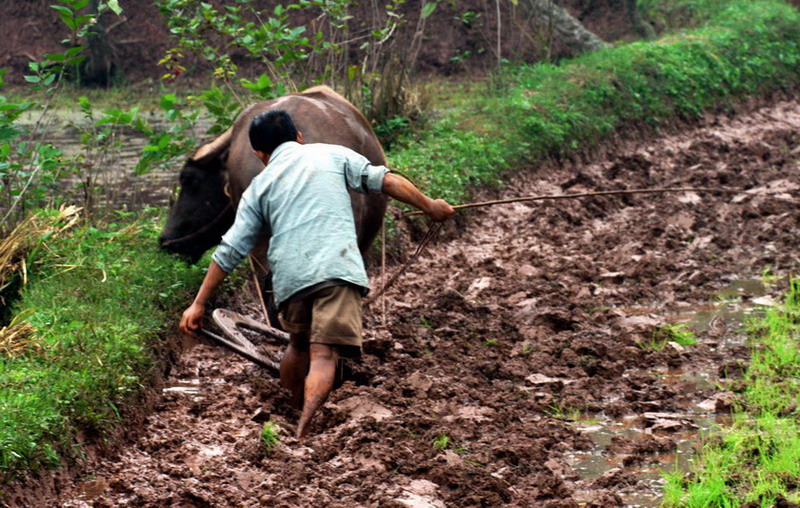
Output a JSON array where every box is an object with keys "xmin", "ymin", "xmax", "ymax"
[
  {"xmin": 426, "ymin": 199, "xmax": 456, "ymax": 222},
  {"xmin": 382, "ymin": 172, "xmax": 456, "ymax": 222},
  {"xmin": 180, "ymin": 302, "xmax": 205, "ymax": 335},
  {"xmin": 179, "ymin": 261, "xmax": 229, "ymax": 335}
]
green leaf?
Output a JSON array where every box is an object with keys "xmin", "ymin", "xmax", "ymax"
[
  {"xmin": 51, "ymin": 5, "xmax": 77, "ymax": 29},
  {"xmin": 24, "ymin": 75, "xmax": 42, "ymax": 83},
  {"xmin": 106, "ymin": 0, "xmax": 122, "ymax": 15},
  {"xmin": 65, "ymin": 46, "xmax": 84, "ymax": 57},
  {"xmin": 421, "ymin": 1, "xmax": 438, "ymax": 20},
  {"xmin": 160, "ymin": 93, "xmax": 177, "ymax": 111}
]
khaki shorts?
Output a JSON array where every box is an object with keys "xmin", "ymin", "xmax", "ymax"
[{"xmin": 278, "ymin": 285, "xmax": 363, "ymax": 357}]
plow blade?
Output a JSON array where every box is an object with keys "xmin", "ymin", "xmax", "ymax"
[{"xmin": 197, "ymin": 308, "xmax": 289, "ymax": 376}]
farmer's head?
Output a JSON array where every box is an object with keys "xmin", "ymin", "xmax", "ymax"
[{"xmin": 250, "ymin": 110, "xmax": 301, "ymax": 162}]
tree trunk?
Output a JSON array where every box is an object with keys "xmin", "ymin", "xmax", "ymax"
[
  {"xmin": 80, "ymin": 0, "xmax": 118, "ymax": 86},
  {"xmin": 623, "ymin": 0, "xmax": 656, "ymax": 40},
  {"xmin": 522, "ymin": 0, "xmax": 612, "ymax": 55}
]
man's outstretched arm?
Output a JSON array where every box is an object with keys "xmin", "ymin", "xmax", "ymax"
[
  {"xmin": 381, "ymin": 172, "xmax": 455, "ymax": 222},
  {"xmin": 179, "ymin": 261, "xmax": 228, "ymax": 334}
]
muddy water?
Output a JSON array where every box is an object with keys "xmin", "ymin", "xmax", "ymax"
[
  {"xmin": 572, "ymin": 277, "xmax": 774, "ymax": 507},
  {"xmin": 20, "ymin": 112, "xmax": 212, "ymax": 212},
  {"xmin": 38, "ymin": 98, "xmax": 800, "ymax": 508}
]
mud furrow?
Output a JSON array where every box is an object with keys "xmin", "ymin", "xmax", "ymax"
[{"xmin": 56, "ymin": 99, "xmax": 800, "ymax": 507}]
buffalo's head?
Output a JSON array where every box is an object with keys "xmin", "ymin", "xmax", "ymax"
[{"xmin": 159, "ymin": 153, "xmax": 235, "ymax": 263}]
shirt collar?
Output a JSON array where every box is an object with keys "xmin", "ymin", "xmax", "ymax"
[{"xmin": 268, "ymin": 141, "xmax": 300, "ymax": 164}]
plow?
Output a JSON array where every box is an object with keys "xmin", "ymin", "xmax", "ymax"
[{"xmin": 198, "ymin": 308, "xmax": 288, "ymax": 377}]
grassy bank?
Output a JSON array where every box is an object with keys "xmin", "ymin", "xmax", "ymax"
[
  {"xmin": 388, "ymin": 0, "xmax": 800, "ymax": 206},
  {"xmin": 0, "ymin": 209, "xmax": 203, "ymax": 478},
  {"xmin": 662, "ymin": 279, "xmax": 800, "ymax": 506}
]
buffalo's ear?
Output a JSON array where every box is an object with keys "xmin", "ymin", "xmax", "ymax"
[{"xmin": 191, "ymin": 127, "xmax": 233, "ymax": 167}]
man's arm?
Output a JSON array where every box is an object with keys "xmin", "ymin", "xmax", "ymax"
[
  {"xmin": 179, "ymin": 260, "xmax": 228, "ymax": 334},
  {"xmin": 382, "ymin": 172, "xmax": 455, "ymax": 222}
]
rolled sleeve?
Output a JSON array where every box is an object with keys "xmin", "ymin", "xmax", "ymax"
[
  {"xmin": 364, "ymin": 164, "xmax": 389, "ymax": 193},
  {"xmin": 342, "ymin": 149, "xmax": 389, "ymax": 194},
  {"xmin": 211, "ymin": 191, "xmax": 264, "ymax": 273},
  {"xmin": 212, "ymin": 241, "xmax": 247, "ymax": 274}
]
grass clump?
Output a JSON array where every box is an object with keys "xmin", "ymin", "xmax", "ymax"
[
  {"xmin": 432, "ymin": 433, "xmax": 451, "ymax": 452},
  {"xmin": 387, "ymin": 0, "xmax": 800, "ymax": 209},
  {"xmin": 662, "ymin": 278, "xmax": 800, "ymax": 506},
  {"xmin": 642, "ymin": 322, "xmax": 697, "ymax": 350},
  {"xmin": 0, "ymin": 209, "xmax": 203, "ymax": 477},
  {"xmin": 260, "ymin": 422, "xmax": 280, "ymax": 453}
]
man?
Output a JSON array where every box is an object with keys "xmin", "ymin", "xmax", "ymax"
[{"xmin": 180, "ymin": 110, "xmax": 455, "ymax": 437}]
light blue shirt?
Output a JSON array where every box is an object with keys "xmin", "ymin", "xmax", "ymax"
[{"xmin": 212, "ymin": 141, "xmax": 389, "ymax": 307}]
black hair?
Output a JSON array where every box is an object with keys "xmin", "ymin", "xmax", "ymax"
[{"xmin": 249, "ymin": 110, "xmax": 299, "ymax": 154}]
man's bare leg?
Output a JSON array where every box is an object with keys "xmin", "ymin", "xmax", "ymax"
[
  {"xmin": 296, "ymin": 343, "xmax": 338, "ymax": 438},
  {"xmin": 280, "ymin": 332, "xmax": 309, "ymax": 410}
]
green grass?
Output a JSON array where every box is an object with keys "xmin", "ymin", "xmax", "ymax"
[
  {"xmin": 641, "ymin": 322, "xmax": 698, "ymax": 350},
  {"xmin": 432, "ymin": 433, "xmax": 451, "ymax": 451},
  {"xmin": 662, "ymin": 278, "xmax": 800, "ymax": 506},
  {"xmin": 260, "ymin": 421, "xmax": 280, "ymax": 453},
  {"xmin": 387, "ymin": 0, "xmax": 800, "ymax": 208},
  {"xmin": 0, "ymin": 209, "xmax": 204, "ymax": 477}
]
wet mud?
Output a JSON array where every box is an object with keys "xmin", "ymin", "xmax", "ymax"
[{"xmin": 41, "ymin": 99, "xmax": 800, "ymax": 507}]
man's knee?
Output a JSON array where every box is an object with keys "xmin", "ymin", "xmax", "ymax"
[{"xmin": 309, "ymin": 343, "xmax": 339, "ymax": 362}]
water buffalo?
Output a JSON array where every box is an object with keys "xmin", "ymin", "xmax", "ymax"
[{"xmin": 159, "ymin": 86, "xmax": 389, "ymax": 324}]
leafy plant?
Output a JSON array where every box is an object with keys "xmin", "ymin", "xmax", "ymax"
[
  {"xmin": 260, "ymin": 421, "xmax": 280, "ymax": 452},
  {"xmin": 0, "ymin": 0, "xmax": 124, "ymax": 229},
  {"xmin": 432, "ymin": 433, "xmax": 450, "ymax": 451},
  {"xmin": 658, "ymin": 323, "xmax": 697, "ymax": 346}
]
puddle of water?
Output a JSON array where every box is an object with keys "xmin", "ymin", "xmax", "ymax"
[
  {"xmin": 657, "ymin": 369, "xmax": 716, "ymax": 393},
  {"xmin": 74, "ymin": 478, "xmax": 108, "ymax": 501},
  {"xmin": 162, "ymin": 378, "xmax": 202, "ymax": 395},
  {"xmin": 573, "ymin": 279, "xmax": 770, "ymax": 505},
  {"xmin": 569, "ymin": 413, "xmax": 726, "ymax": 507},
  {"xmin": 621, "ymin": 278, "xmax": 771, "ymax": 339}
]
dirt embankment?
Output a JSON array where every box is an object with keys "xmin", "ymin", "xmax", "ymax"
[
  {"xmin": 8, "ymin": 97, "xmax": 792, "ymax": 507},
  {"xmin": 1, "ymin": 0, "xmax": 632, "ymax": 86}
]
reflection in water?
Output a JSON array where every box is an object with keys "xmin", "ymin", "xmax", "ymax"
[
  {"xmin": 21, "ymin": 113, "xmax": 212, "ymax": 215},
  {"xmin": 569, "ymin": 413, "xmax": 730, "ymax": 507},
  {"xmin": 162, "ymin": 378, "xmax": 202, "ymax": 395},
  {"xmin": 74, "ymin": 478, "xmax": 109, "ymax": 501},
  {"xmin": 571, "ymin": 279, "xmax": 772, "ymax": 507}
]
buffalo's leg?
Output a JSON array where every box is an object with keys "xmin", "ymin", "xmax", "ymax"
[
  {"xmin": 296, "ymin": 343, "xmax": 339, "ymax": 438},
  {"xmin": 280, "ymin": 332, "xmax": 310, "ymax": 410}
]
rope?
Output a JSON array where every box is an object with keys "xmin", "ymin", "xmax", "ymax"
[
  {"xmin": 248, "ymin": 255, "xmax": 271, "ymax": 326},
  {"xmin": 401, "ymin": 187, "xmax": 734, "ymax": 218},
  {"xmin": 368, "ymin": 185, "xmax": 737, "ymax": 306}
]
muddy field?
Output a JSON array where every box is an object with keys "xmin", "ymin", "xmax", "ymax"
[{"xmin": 28, "ymin": 98, "xmax": 800, "ymax": 507}]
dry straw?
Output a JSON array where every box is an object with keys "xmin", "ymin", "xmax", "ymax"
[
  {"xmin": 0, "ymin": 206, "xmax": 81, "ymax": 357},
  {"xmin": 0, "ymin": 205, "xmax": 81, "ymax": 296},
  {"xmin": 0, "ymin": 310, "xmax": 40, "ymax": 357}
]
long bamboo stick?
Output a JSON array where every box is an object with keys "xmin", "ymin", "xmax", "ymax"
[{"xmin": 402, "ymin": 187, "xmax": 734, "ymax": 218}]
